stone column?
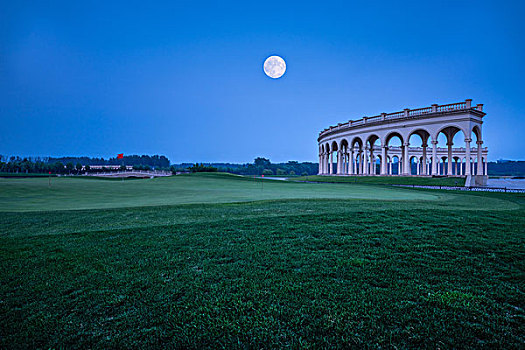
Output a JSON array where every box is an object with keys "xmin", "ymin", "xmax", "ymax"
[
  {"xmin": 477, "ymin": 141, "xmax": 483, "ymax": 175},
  {"xmin": 403, "ymin": 142, "xmax": 410, "ymax": 175},
  {"xmin": 460, "ymin": 160, "xmax": 463, "ymax": 176},
  {"xmin": 431, "ymin": 140, "xmax": 438, "ymax": 175},
  {"xmin": 340, "ymin": 150, "xmax": 345, "ymax": 174},
  {"xmin": 343, "ymin": 151, "xmax": 346, "ymax": 174},
  {"xmin": 389, "ymin": 159, "xmax": 392, "ymax": 175},
  {"xmin": 381, "ymin": 146, "xmax": 387, "ymax": 175},
  {"xmin": 416, "ymin": 159, "xmax": 420, "ymax": 175},
  {"xmin": 465, "ymin": 138, "xmax": 471, "ymax": 176},
  {"xmin": 369, "ymin": 155, "xmax": 372, "ymax": 175},
  {"xmin": 347, "ymin": 152, "xmax": 350, "ymax": 174},
  {"xmin": 359, "ymin": 151, "xmax": 363, "ymax": 175},
  {"xmin": 484, "ymin": 158, "xmax": 488, "ymax": 176},
  {"xmin": 349, "ymin": 149, "xmax": 354, "ymax": 175},
  {"xmin": 337, "ymin": 150, "xmax": 343, "ymax": 175},
  {"xmin": 335, "ymin": 151, "xmax": 339, "ymax": 174},
  {"xmin": 447, "ymin": 142, "xmax": 453, "ymax": 175},
  {"xmin": 329, "ymin": 152, "xmax": 333, "ymax": 174},
  {"xmin": 422, "ymin": 143, "xmax": 428, "ymax": 175},
  {"xmin": 363, "ymin": 147, "xmax": 369, "ymax": 175},
  {"xmin": 318, "ymin": 153, "xmax": 322, "ymax": 174}
]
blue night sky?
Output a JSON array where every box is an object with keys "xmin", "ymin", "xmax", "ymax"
[{"xmin": 1, "ymin": 1, "xmax": 524, "ymax": 163}]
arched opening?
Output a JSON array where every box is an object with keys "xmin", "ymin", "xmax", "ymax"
[
  {"xmin": 433, "ymin": 125, "xmax": 463, "ymax": 176},
  {"xmin": 385, "ymin": 132, "xmax": 404, "ymax": 175},
  {"xmin": 339, "ymin": 139, "xmax": 349, "ymax": 175},
  {"xmin": 324, "ymin": 143, "xmax": 331, "ymax": 175},
  {"xmin": 330, "ymin": 141, "xmax": 339, "ymax": 174},
  {"xmin": 366, "ymin": 135, "xmax": 381, "ymax": 175},
  {"xmin": 408, "ymin": 129, "xmax": 431, "ymax": 175},
  {"xmin": 391, "ymin": 155, "xmax": 400, "ymax": 175},
  {"xmin": 350, "ymin": 137, "xmax": 364, "ymax": 175},
  {"xmin": 472, "ymin": 125, "xmax": 484, "ymax": 175},
  {"xmin": 409, "ymin": 155, "xmax": 419, "ymax": 175}
]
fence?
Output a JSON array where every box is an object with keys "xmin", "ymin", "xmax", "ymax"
[{"xmin": 393, "ymin": 184, "xmax": 525, "ymax": 193}]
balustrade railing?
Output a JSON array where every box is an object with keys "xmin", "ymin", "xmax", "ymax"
[
  {"xmin": 408, "ymin": 107, "xmax": 432, "ymax": 116},
  {"xmin": 319, "ymin": 99, "xmax": 483, "ymax": 137},
  {"xmin": 436, "ymin": 102, "xmax": 466, "ymax": 112},
  {"xmin": 367, "ymin": 146, "xmax": 488, "ymax": 153}
]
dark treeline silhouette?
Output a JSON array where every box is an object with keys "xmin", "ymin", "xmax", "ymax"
[
  {"xmin": 172, "ymin": 158, "xmax": 319, "ymax": 176},
  {"xmin": 0, "ymin": 155, "xmax": 171, "ymax": 174},
  {"xmin": 47, "ymin": 155, "xmax": 170, "ymax": 168},
  {"xmin": 187, "ymin": 163, "xmax": 219, "ymax": 173},
  {"xmin": 2, "ymin": 155, "xmax": 524, "ymax": 176},
  {"xmin": 488, "ymin": 160, "xmax": 525, "ymax": 176}
]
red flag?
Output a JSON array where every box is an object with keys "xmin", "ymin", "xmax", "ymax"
[
  {"xmin": 117, "ymin": 153, "xmax": 124, "ymax": 159},
  {"xmin": 262, "ymin": 174, "xmax": 264, "ymax": 177}
]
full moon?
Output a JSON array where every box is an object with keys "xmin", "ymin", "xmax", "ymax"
[{"xmin": 263, "ymin": 55, "xmax": 286, "ymax": 79}]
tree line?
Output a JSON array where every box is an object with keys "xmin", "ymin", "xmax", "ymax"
[
  {"xmin": 2, "ymin": 155, "xmax": 524, "ymax": 176},
  {"xmin": 0, "ymin": 155, "xmax": 171, "ymax": 174},
  {"xmin": 174, "ymin": 158, "xmax": 319, "ymax": 176},
  {"xmin": 47, "ymin": 155, "xmax": 170, "ymax": 168}
]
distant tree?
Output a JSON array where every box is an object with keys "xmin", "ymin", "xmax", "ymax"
[
  {"xmin": 276, "ymin": 168, "xmax": 286, "ymax": 175},
  {"xmin": 85, "ymin": 165, "xmax": 91, "ymax": 172},
  {"xmin": 289, "ymin": 170, "xmax": 296, "ymax": 176},
  {"xmin": 262, "ymin": 169, "xmax": 273, "ymax": 176},
  {"xmin": 301, "ymin": 171, "xmax": 309, "ymax": 176},
  {"xmin": 254, "ymin": 157, "xmax": 271, "ymax": 167},
  {"xmin": 75, "ymin": 163, "xmax": 83, "ymax": 173},
  {"xmin": 66, "ymin": 162, "xmax": 74, "ymax": 174},
  {"xmin": 55, "ymin": 162, "xmax": 64, "ymax": 174},
  {"xmin": 188, "ymin": 163, "xmax": 218, "ymax": 173},
  {"xmin": 120, "ymin": 165, "xmax": 127, "ymax": 171}
]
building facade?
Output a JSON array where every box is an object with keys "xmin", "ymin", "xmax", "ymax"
[{"xmin": 317, "ymin": 99, "xmax": 487, "ymax": 177}]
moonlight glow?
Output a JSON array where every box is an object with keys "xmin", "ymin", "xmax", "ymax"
[{"xmin": 263, "ymin": 56, "xmax": 286, "ymax": 79}]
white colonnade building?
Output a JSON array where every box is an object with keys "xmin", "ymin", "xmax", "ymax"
[{"xmin": 318, "ymin": 99, "xmax": 488, "ymax": 181}]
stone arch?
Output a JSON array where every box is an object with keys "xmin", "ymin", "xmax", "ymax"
[
  {"xmin": 350, "ymin": 136, "xmax": 363, "ymax": 149},
  {"xmin": 384, "ymin": 131, "xmax": 404, "ymax": 146},
  {"xmin": 433, "ymin": 124, "xmax": 467, "ymax": 142},
  {"xmin": 472, "ymin": 125, "xmax": 482, "ymax": 140},
  {"xmin": 391, "ymin": 155, "xmax": 401, "ymax": 175},
  {"xmin": 408, "ymin": 128, "xmax": 431, "ymax": 146},
  {"xmin": 339, "ymin": 138, "xmax": 349, "ymax": 151},
  {"xmin": 366, "ymin": 134, "xmax": 381, "ymax": 148}
]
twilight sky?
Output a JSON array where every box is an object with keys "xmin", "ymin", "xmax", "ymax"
[{"xmin": 1, "ymin": 1, "xmax": 524, "ymax": 163}]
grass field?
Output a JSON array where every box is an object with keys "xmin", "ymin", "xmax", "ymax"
[
  {"xmin": 293, "ymin": 175, "xmax": 466, "ymax": 186},
  {"xmin": 0, "ymin": 173, "xmax": 438, "ymax": 212},
  {"xmin": 0, "ymin": 172, "xmax": 57, "ymax": 178},
  {"xmin": 1, "ymin": 173, "xmax": 524, "ymax": 348}
]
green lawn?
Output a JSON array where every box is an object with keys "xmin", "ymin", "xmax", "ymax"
[
  {"xmin": 293, "ymin": 175, "xmax": 466, "ymax": 186},
  {"xmin": 0, "ymin": 173, "xmax": 439, "ymax": 212},
  {"xmin": 0, "ymin": 173, "xmax": 523, "ymax": 348},
  {"xmin": 0, "ymin": 172, "xmax": 57, "ymax": 178}
]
